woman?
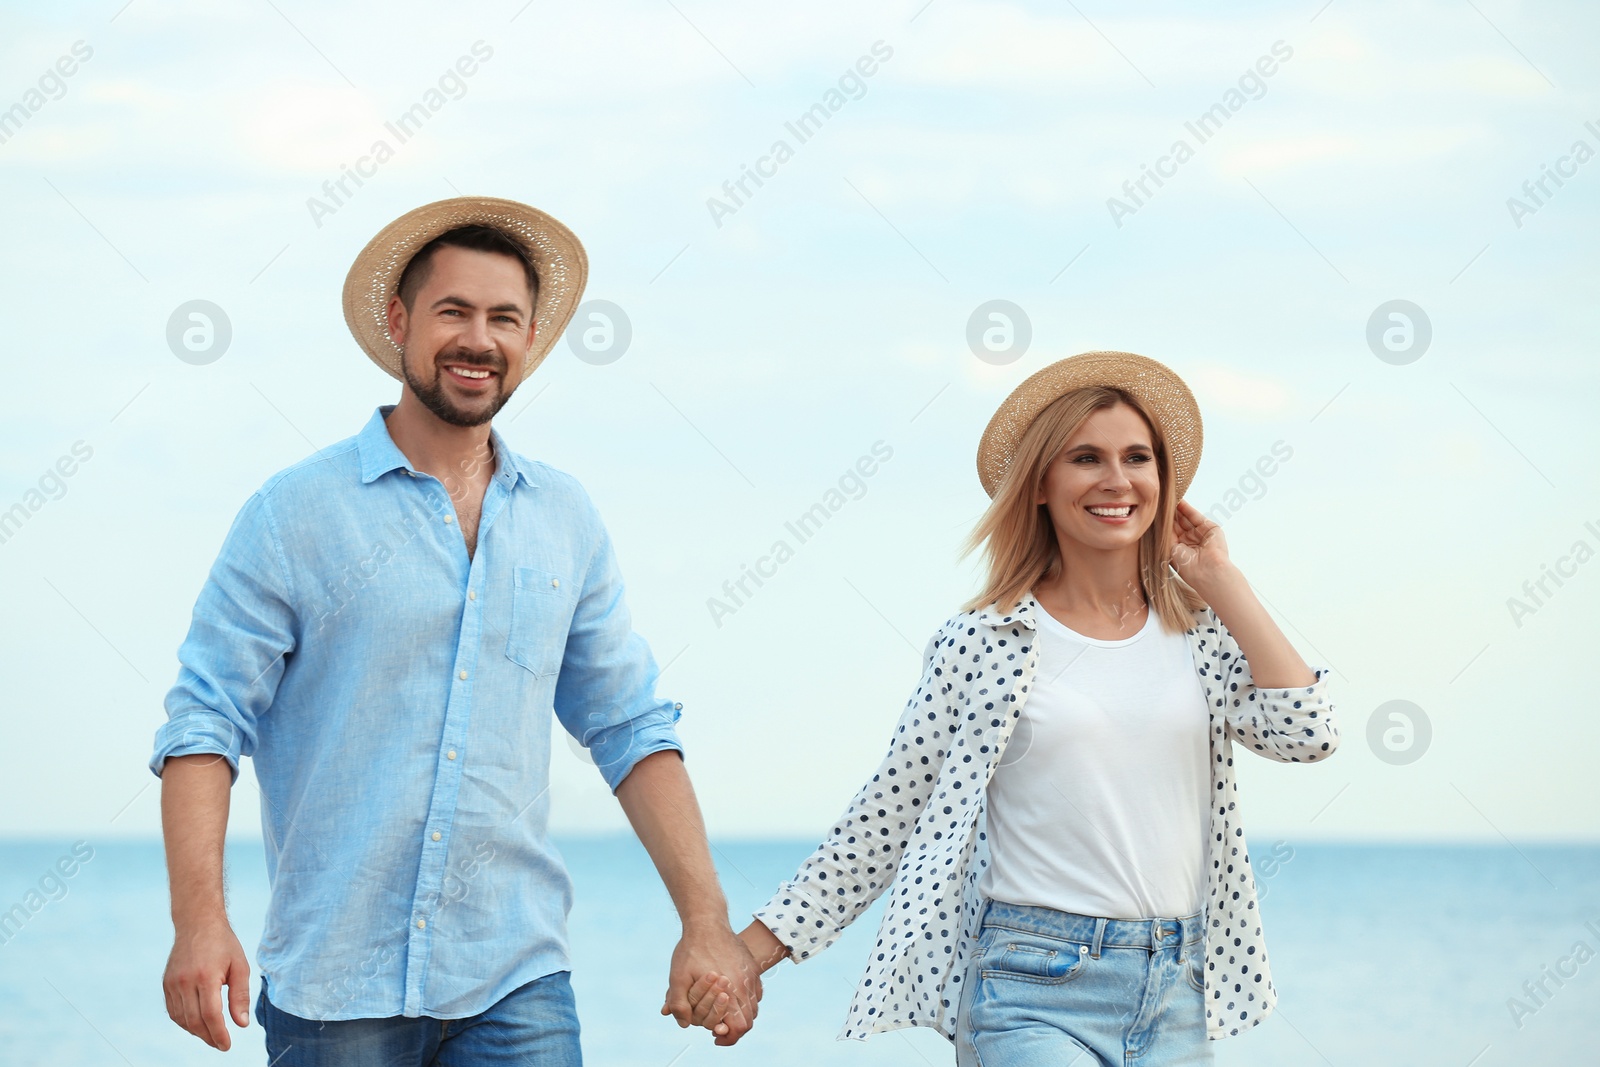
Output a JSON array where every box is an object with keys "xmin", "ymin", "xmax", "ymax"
[{"xmin": 710, "ymin": 351, "xmax": 1339, "ymax": 1064}]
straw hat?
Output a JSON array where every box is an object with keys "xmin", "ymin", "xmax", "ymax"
[
  {"xmin": 976, "ymin": 351, "xmax": 1203, "ymax": 499},
  {"xmin": 342, "ymin": 196, "xmax": 588, "ymax": 384}
]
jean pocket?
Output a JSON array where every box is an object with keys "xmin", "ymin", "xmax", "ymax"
[
  {"xmin": 979, "ymin": 931, "xmax": 1089, "ymax": 986},
  {"xmin": 1185, "ymin": 946, "xmax": 1207, "ymax": 993},
  {"xmin": 505, "ymin": 567, "xmax": 577, "ymax": 677}
]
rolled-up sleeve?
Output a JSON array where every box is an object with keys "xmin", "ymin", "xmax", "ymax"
[
  {"xmin": 150, "ymin": 491, "xmax": 298, "ymax": 783},
  {"xmin": 1207, "ymin": 607, "xmax": 1339, "ymax": 764},
  {"xmin": 552, "ymin": 502, "xmax": 683, "ymax": 793}
]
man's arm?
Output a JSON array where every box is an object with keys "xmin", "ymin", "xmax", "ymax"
[
  {"xmin": 548, "ymin": 493, "xmax": 756, "ymax": 1042},
  {"xmin": 160, "ymin": 753, "xmax": 251, "ymax": 1051},
  {"xmin": 614, "ymin": 750, "xmax": 760, "ymax": 1047},
  {"xmin": 151, "ymin": 489, "xmax": 297, "ymax": 1049}
]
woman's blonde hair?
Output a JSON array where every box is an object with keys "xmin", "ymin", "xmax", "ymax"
[{"xmin": 961, "ymin": 385, "xmax": 1208, "ymax": 633}]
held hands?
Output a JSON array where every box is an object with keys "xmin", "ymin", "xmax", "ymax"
[
  {"xmin": 669, "ymin": 921, "xmax": 790, "ymax": 1046},
  {"xmin": 660, "ymin": 920, "xmax": 764, "ymax": 1046},
  {"xmin": 1168, "ymin": 499, "xmax": 1241, "ymax": 597},
  {"xmin": 163, "ymin": 915, "xmax": 251, "ymax": 1050}
]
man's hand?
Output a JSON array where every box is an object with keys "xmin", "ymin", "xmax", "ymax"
[
  {"xmin": 163, "ymin": 915, "xmax": 251, "ymax": 1050},
  {"xmin": 160, "ymin": 754, "xmax": 244, "ymax": 1049},
  {"xmin": 660, "ymin": 920, "xmax": 762, "ymax": 1046},
  {"xmin": 612, "ymin": 751, "xmax": 762, "ymax": 1044}
]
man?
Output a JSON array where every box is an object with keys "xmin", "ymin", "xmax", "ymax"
[{"xmin": 151, "ymin": 197, "xmax": 758, "ymax": 1064}]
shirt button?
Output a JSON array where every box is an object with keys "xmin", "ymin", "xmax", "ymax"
[
  {"xmin": 431, "ymin": 831, "xmax": 441, "ymax": 842},
  {"xmin": 673, "ymin": 702, "xmax": 683, "ymax": 711},
  {"xmin": 444, "ymin": 515, "xmax": 454, "ymax": 524},
  {"xmin": 416, "ymin": 919, "xmax": 426, "ymax": 929},
  {"xmin": 468, "ymin": 590, "xmax": 477, "ymax": 601},
  {"xmin": 447, "ymin": 750, "xmax": 457, "ymax": 760},
  {"xmin": 550, "ymin": 578, "xmax": 559, "ymax": 589},
  {"xmin": 458, "ymin": 670, "xmax": 468, "ymax": 680}
]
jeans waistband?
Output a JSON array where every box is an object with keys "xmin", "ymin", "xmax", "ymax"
[{"xmin": 979, "ymin": 898, "xmax": 1204, "ymax": 957}]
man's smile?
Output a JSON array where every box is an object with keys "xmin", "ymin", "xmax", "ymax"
[{"xmin": 440, "ymin": 361, "xmax": 500, "ymax": 390}]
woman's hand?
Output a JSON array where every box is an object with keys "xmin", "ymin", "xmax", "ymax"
[
  {"xmin": 1168, "ymin": 499, "xmax": 1240, "ymax": 597},
  {"xmin": 663, "ymin": 971, "xmax": 738, "ymax": 1037},
  {"xmin": 1169, "ymin": 499, "xmax": 1317, "ymax": 690}
]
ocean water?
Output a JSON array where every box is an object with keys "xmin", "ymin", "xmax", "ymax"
[{"xmin": 0, "ymin": 838, "xmax": 1595, "ymax": 1065}]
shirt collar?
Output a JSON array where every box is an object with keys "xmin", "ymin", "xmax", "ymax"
[
  {"xmin": 356, "ymin": 404, "xmax": 540, "ymax": 490},
  {"xmin": 974, "ymin": 592, "xmax": 1042, "ymax": 629},
  {"xmin": 974, "ymin": 591, "xmax": 1207, "ymax": 635}
]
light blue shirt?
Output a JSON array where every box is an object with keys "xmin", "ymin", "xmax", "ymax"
[{"xmin": 149, "ymin": 404, "xmax": 684, "ymax": 1021}]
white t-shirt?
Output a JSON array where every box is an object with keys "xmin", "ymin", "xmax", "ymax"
[{"xmin": 979, "ymin": 602, "xmax": 1211, "ymax": 920}]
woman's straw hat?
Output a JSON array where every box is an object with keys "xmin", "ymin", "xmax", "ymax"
[
  {"xmin": 976, "ymin": 351, "xmax": 1203, "ymax": 499},
  {"xmin": 342, "ymin": 196, "xmax": 588, "ymax": 383}
]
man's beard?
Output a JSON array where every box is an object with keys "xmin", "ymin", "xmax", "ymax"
[{"xmin": 403, "ymin": 347, "xmax": 512, "ymax": 428}]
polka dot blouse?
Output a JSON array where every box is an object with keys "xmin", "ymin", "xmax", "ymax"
[{"xmin": 752, "ymin": 593, "xmax": 1340, "ymax": 1043}]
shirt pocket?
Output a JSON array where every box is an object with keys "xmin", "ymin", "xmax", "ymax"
[{"xmin": 504, "ymin": 566, "xmax": 577, "ymax": 677}]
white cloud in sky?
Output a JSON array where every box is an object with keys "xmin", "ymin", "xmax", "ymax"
[
  {"xmin": 1187, "ymin": 363, "xmax": 1297, "ymax": 420},
  {"xmin": 233, "ymin": 82, "xmax": 391, "ymax": 174}
]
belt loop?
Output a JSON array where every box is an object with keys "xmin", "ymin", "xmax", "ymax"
[{"xmin": 1089, "ymin": 917, "xmax": 1107, "ymax": 959}]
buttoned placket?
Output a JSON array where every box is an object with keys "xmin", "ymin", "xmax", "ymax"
[{"xmin": 398, "ymin": 463, "xmax": 517, "ymax": 1016}]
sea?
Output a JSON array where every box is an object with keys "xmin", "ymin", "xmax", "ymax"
[{"xmin": 0, "ymin": 839, "xmax": 1595, "ymax": 1066}]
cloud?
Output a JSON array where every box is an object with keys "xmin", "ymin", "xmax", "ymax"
[
  {"xmin": 1188, "ymin": 363, "xmax": 1295, "ymax": 420},
  {"xmin": 232, "ymin": 82, "xmax": 387, "ymax": 174}
]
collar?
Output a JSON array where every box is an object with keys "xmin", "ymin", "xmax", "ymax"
[
  {"xmin": 356, "ymin": 404, "xmax": 540, "ymax": 491},
  {"xmin": 974, "ymin": 592, "xmax": 1203, "ymax": 635},
  {"xmin": 974, "ymin": 592, "xmax": 1042, "ymax": 629}
]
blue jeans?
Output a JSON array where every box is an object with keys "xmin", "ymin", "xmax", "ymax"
[
  {"xmin": 256, "ymin": 971, "xmax": 581, "ymax": 1066},
  {"xmin": 956, "ymin": 899, "xmax": 1213, "ymax": 1067}
]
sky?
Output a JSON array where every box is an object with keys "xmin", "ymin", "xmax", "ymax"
[{"xmin": 0, "ymin": 0, "xmax": 1596, "ymax": 845}]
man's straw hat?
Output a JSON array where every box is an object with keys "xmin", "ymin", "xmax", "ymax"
[{"xmin": 342, "ymin": 196, "xmax": 588, "ymax": 384}]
